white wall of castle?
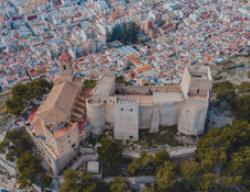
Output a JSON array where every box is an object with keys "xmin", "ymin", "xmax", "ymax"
[
  {"xmin": 180, "ymin": 67, "xmax": 191, "ymax": 97},
  {"xmin": 178, "ymin": 97, "xmax": 209, "ymax": 135},
  {"xmin": 158, "ymin": 101, "xmax": 183, "ymax": 127},
  {"xmin": 138, "ymin": 101, "xmax": 183, "ymax": 129},
  {"xmin": 87, "ymin": 93, "xmax": 209, "ymax": 139},
  {"xmin": 114, "ymin": 100, "xmax": 139, "ymax": 140},
  {"xmin": 86, "ymin": 65, "xmax": 212, "ymax": 140},
  {"xmin": 103, "ymin": 97, "xmax": 116, "ymax": 125},
  {"xmin": 86, "ymin": 98, "xmax": 105, "ymax": 135},
  {"xmin": 139, "ymin": 104, "xmax": 153, "ymax": 129}
]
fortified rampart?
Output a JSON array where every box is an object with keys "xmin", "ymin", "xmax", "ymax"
[
  {"xmin": 116, "ymin": 84, "xmax": 181, "ymax": 95},
  {"xmin": 87, "ymin": 65, "xmax": 212, "ymax": 140},
  {"xmin": 114, "ymin": 96, "xmax": 139, "ymax": 140},
  {"xmin": 178, "ymin": 96, "xmax": 209, "ymax": 135},
  {"xmin": 86, "ymin": 98, "xmax": 105, "ymax": 135}
]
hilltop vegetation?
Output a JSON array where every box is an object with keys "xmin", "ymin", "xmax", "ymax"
[
  {"xmin": 212, "ymin": 54, "xmax": 250, "ymax": 83},
  {"xmin": 142, "ymin": 120, "xmax": 250, "ymax": 192},
  {"xmin": 60, "ymin": 118, "xmax": 250, "ymax": 192},
  {"xmin": 213, "ymin": 81, "xmax": 250, "ymax": 122},
  {"xmin": 5, "ymin": 79, "xmax": 52, "ymax": 115},
  {"xmin": 83, "ymin": 79, "xmax": 97, "ymax": 89},
  {"xmin": 0, "ymin": 128, "xmax": 51, "ymax": 189}
]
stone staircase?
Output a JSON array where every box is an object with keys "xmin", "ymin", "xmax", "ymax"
[{"xmin": 71, "ymin": 93, "xmax": 86, "ymax": 122}]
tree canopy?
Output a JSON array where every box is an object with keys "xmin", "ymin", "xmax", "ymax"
[
  {"xmin": 0, "ymin": 128, "xmax": 33, "ymax": 161},
  {"xmin": 60, "ymin": 169, "xmax": 97, "ymax": 192},
  {"xmin": 213, "ymin": 81, "xmax": 250, "ymax": 123},
  {"xmin": 146, "ymin": 120, "xmax": 250, "ymax": 192},
  {"xmin": 97, "ymin": 137, "xmax": 123, "ymax": 166},
  {"xmin": 6, "ymin": 79, "xmax": 52, "ymax": 115},
  {"xmin": 0, "ymin": 129, "xmax": 51, "ymax": 189},
  {"xmin": 17, "ymin": 151, "xmax": 43, "ymax": 188},
  {"xmin": 83, "ymin": 79, "xmax": 97, "ymax": 89},
  {"xmin": 234, "ymin": 94, "xmax": 250, "ymax": 122},
  {"xmin": 127, "ymin": 150, "xmax": 170, "ymax": 176},
  {"xmin": 213, "ymin": 81, "xmax": 235, "ymax": 103},
  {"xmin": 156, "ymin": 161, "xmax": 177, "ymax": 192},
  {"xmin": 179, "ymin": 120, "xmax": 250, "ymax": 192},
  {"xmin": 109, "ymin": 177, "xmax": 130, "ymax": 192}
]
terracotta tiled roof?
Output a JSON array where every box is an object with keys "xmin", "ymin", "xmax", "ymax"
[
  {"xmin": 59, "ymin": 52, "xmax": 72, "ymax": 63},
  {"xmin": 32, "ymin": 81, "xmax": 79, "ymax": 128},
  {"xmin": 134, "ymin": 64, "xmax": 152, "ymax": 74}
]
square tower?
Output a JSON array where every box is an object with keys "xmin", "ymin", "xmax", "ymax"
[
  {"xmin": 114, "ymin": 96, "xmax": 139, "ymax": 141},
  {"xmin": 180, "ymin": 65, "xmax": 212, "ymax": 98}
]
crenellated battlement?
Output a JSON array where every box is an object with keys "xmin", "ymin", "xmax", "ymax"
[
  {"xmin": 116, "ymin": 84, "xmax": 181, "ymax": 95},
  {"xmin": 116, "ymin": 94, "xmax": 138, "ymax": 102}
]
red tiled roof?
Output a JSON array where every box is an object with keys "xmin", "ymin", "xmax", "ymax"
[
  {"xmin": 28, "ymin": 107, "xmax": 38, "ymax": 122},
  {"xmin": 59, "ymin": 52, "xmax": 72, "ymax": 63}
]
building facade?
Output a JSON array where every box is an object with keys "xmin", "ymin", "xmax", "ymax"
[{"xmin": 29, "ymin": 52, "xmax": 86, "ymax": 175}]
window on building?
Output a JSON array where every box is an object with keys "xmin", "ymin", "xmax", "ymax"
[
  {"xmin": 121, "ymin": 108, "xmax": 124, "ymax": 111},
  {"xmin": 130, "ymin": 109, "xmax": 133, "ymax": 112},
  {"xmin": 197, "ymin": 88, "xmax": 200, "ymax": 94}
]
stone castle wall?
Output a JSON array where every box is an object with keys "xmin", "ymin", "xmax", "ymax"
[
  {"xmin": 139, "ymin": 104, "xmax": 153, "ymax": 129},
  {"xmin": 114, "ymin": 99, "xmax": 139, "ymax": 140},
  {"xmin": 158, "ymin": 101, "xmax": 183, "ymax": 127},
  {"xmin": 178, "ymin": 97, "xmax": 209, "ymax": 135},
  {"xmin": 103, "ymin": 97, "xmax": 116, "ymax": 126},
  {"xmin": 116, "ymin": 84, "xmax": 181, "ymax": 95},
  {"xmin": 86, "ymin": 98, "xmax": 105, "ymax": 135},
  {"xmin": 87, "ymin": 65, "xmax": 212, "ymax": 139},
  {"xmin": 138, "ymin": 101, "xmax": 183, "ymax": 129}
]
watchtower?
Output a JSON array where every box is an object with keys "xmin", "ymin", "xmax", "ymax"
[
  {"xmin": 58, "ymin": 52, "xmax": 73, "ymax": 77},
  {"xmin": 180, "ymin": 65, "xmax": 212, "ymax": 98}
]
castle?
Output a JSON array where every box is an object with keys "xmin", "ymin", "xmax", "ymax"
[
  {"xmin": 29, "ymin": 52, "xmax": 212, "ymax": 175},
  {"xmin": 87, "ymin": 65, "xmax": 212, "ymax": 140}
]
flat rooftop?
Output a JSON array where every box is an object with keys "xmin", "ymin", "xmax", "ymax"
[
  {"xmin": 153, "ymin": 92, "xmax": 184, "ymax": 103},
  {"xmin": 93, "ymin": 72, "xmax": 115, "ymax": 96},
  {"xmin": 188, "ymin": 65, "xmax": 212, "ymax": 80}
]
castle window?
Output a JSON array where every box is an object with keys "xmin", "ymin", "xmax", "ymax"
[
  {"xmin": 121, "ymin": 108, "xmax": 124, "ymax": 111},
  {"xmin": 63, "ymin": 65, "xmax": 66, "ymax": 70},
  {"xmin": 197, "ymin": 88, "xmax": 200, "ymax": 94},
  {"xmin": 130, "ymin": 109, "xmax": 133, "ymax": 112}
]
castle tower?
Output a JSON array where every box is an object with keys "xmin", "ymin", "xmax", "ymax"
[
  {"xmin": 180, "ymin": 65, "xmax": 212, "ymax": 98},
  {"xmin": 178, "ymin": 65, "xmax": 212, "ymax": 136},
  {"xmin": 58, "ymin": 52, "xmax": 73, "ymax": 77},
  {"xmin": 114, "ymin": 96, "xmax": 139, "ymax": 141},
  {"xmin": 54, "ymin": 52, "xmax": 74, "ymax": 83},
  {"xmin": 86, "ymin": 97, "xmax": 105, "ymax": 135}
]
